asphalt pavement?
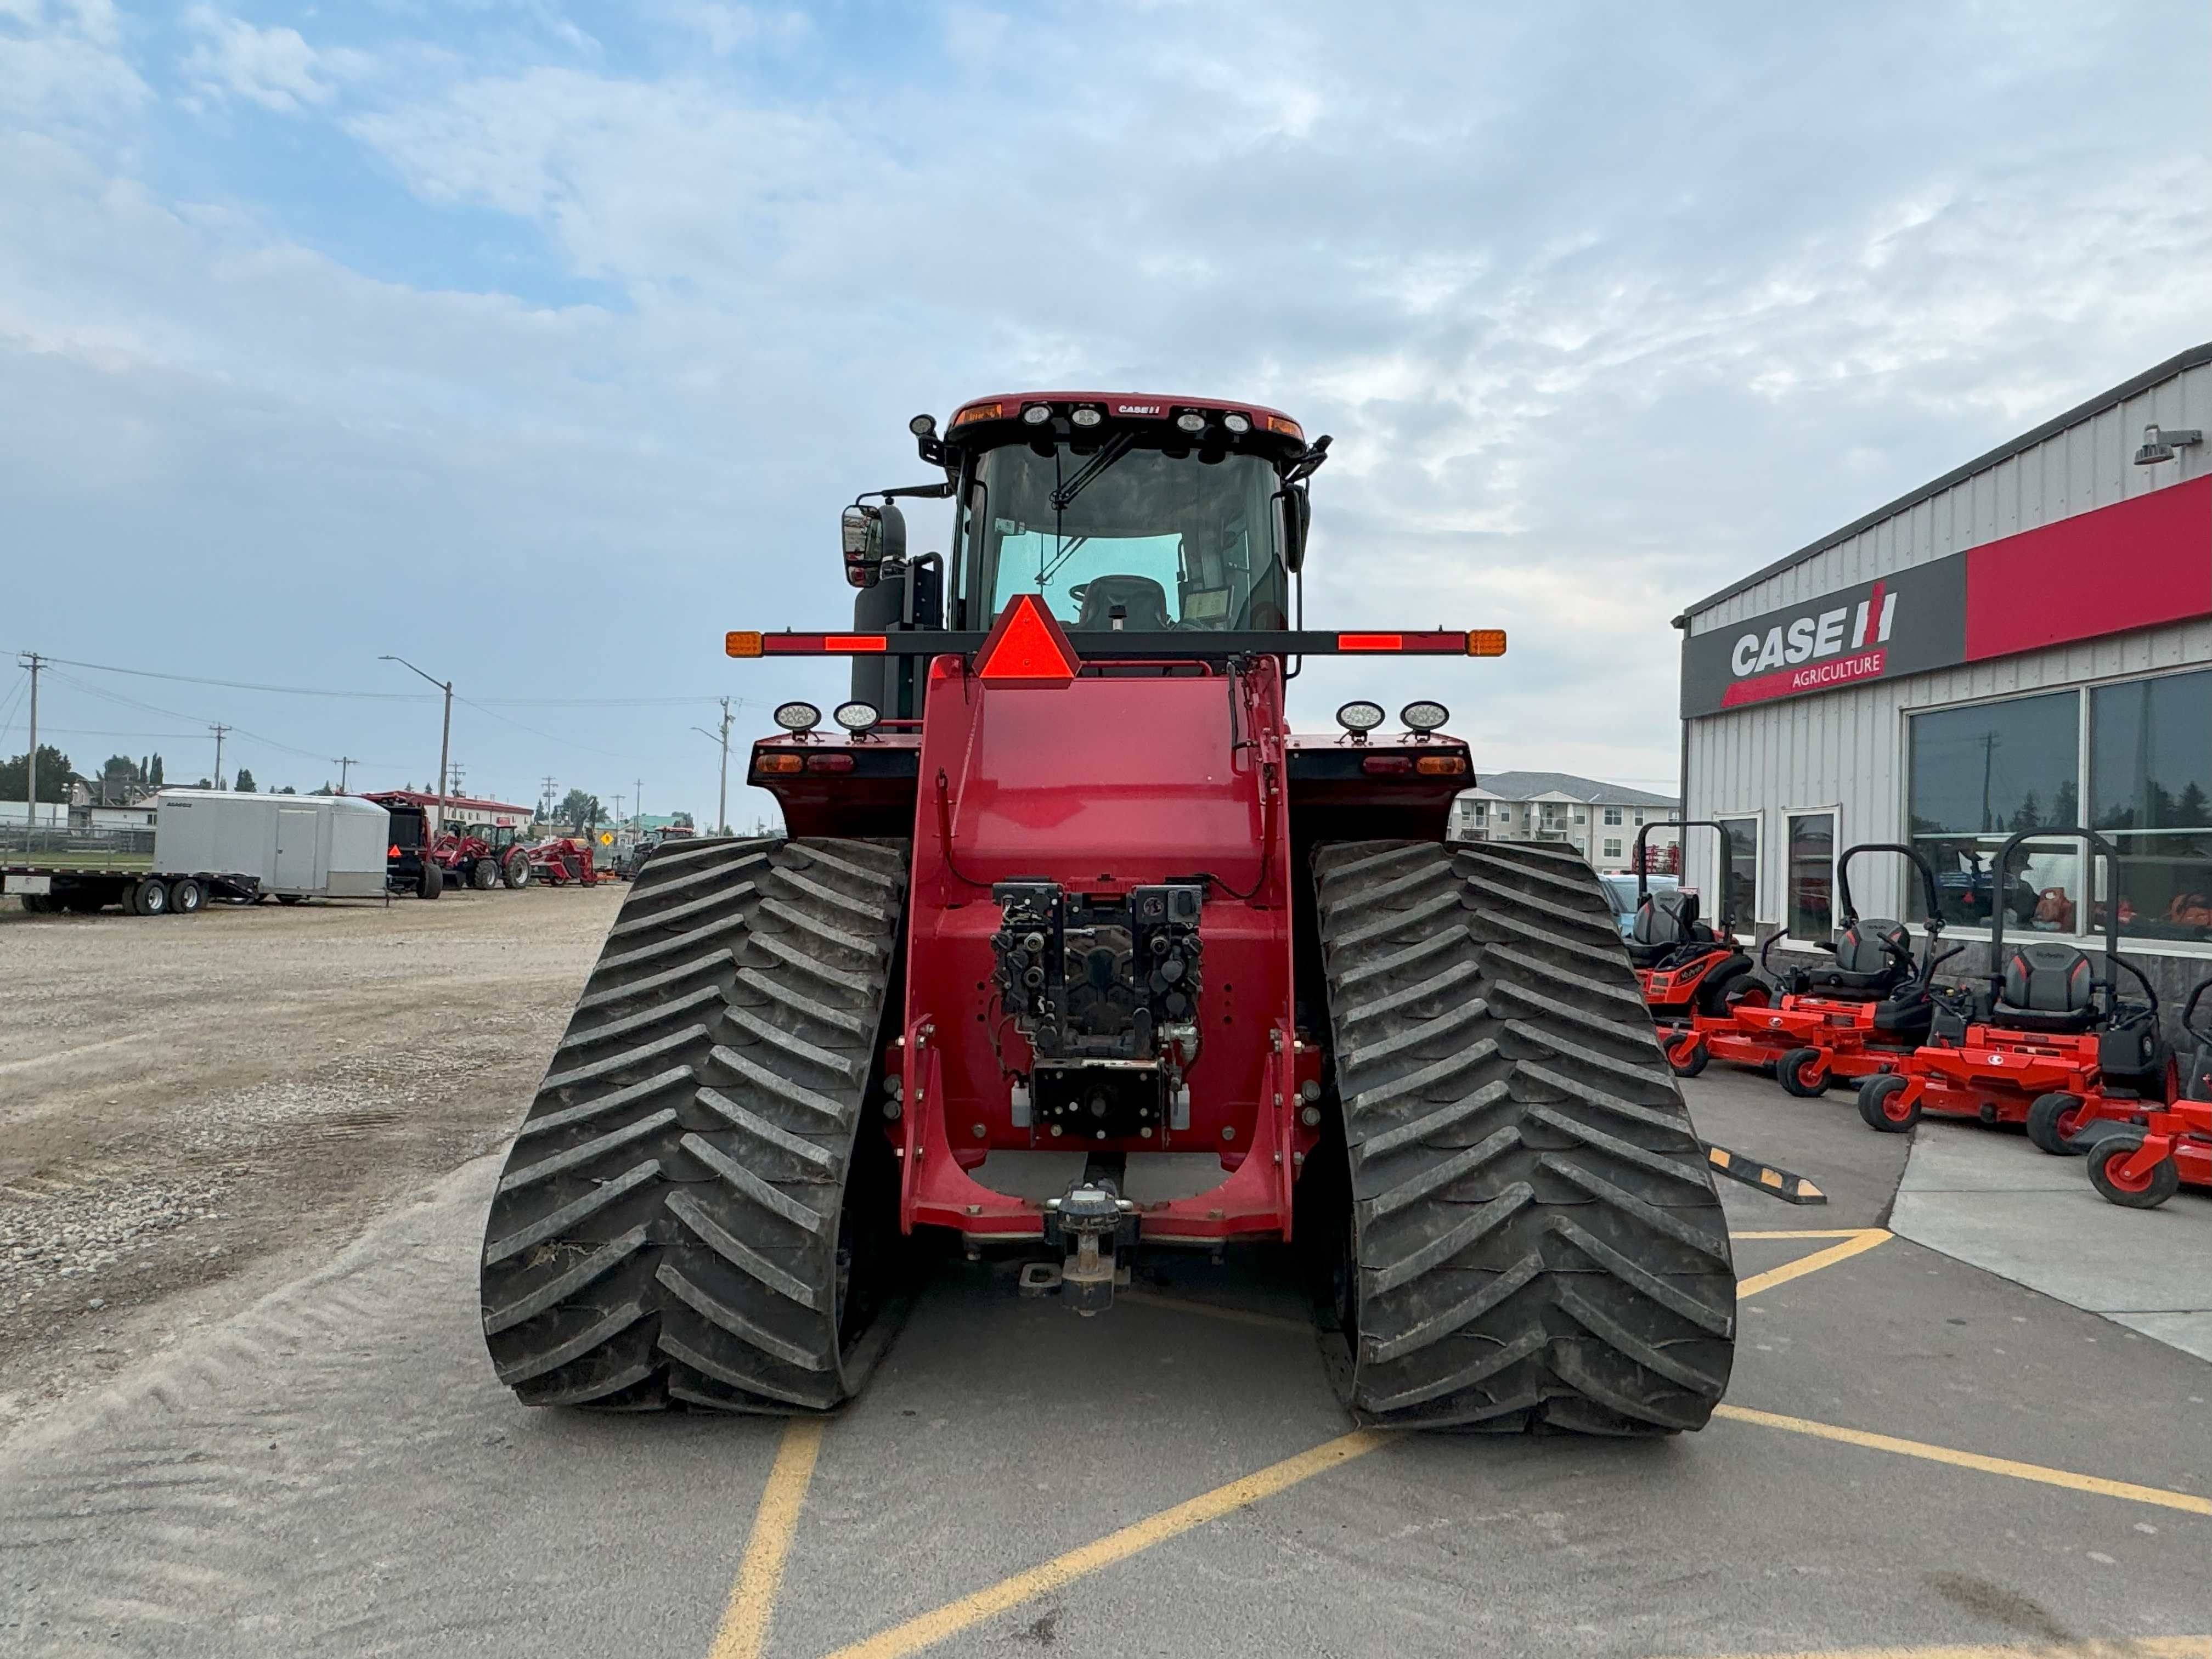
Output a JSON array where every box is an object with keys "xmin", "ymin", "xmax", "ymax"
[{"xmin": 1, "ymin": 1065, "xmax": 2207, "ymax": 1658}]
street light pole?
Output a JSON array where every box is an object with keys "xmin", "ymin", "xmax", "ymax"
[
  {"xmin": 381, "ymin": 656, "xmax": 453, "ymax": 834},
  {"xmin": 210, "ymin": 724, "xmax": 231, "ymax": 792},
  {"xmin": 693, "ymin": 698, "xmax": 733, "ymax": 836},
  {"xmin": 18, "ymin": 652, "xmax": 41, "ymax": 837}
]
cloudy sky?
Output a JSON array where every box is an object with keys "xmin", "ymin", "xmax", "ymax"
[{"xmin": 3, "ymin": 1, "xmax": 2205, "ymax": 821}]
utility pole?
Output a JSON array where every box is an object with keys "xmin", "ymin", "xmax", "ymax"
[
  {"xmin": 18, "ymin": 653, "xmax": 41, "ymax": 838},
  {"xmin": 634, "ymin": 777, "xmax": 644, "ymax": 829},
  {"xmin": 693, "ymin": 698, "xmax": 733, "ymax": 835},
  {"xmin": 336, "ymin": 757, "xmax": 358, "ymax": 793},
  {"xmin": 540, "ymin": 775, "xmax": 557, "ymax": 823},
  {"xmin": 381, "ymin": 656, "xmax": 453, "ymax": 834},
  {"xmin": 210, "ymin": 724, "xmax": 231, "ymax": 792}
]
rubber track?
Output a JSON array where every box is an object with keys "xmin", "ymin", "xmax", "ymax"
[
  {"xmin": 479, "ymin": 835, "xmax": 909, "ymax": 1412},
  {"xmin": 1313, "ymin": 839, "xmax": 1736, "ymax": 1434}
]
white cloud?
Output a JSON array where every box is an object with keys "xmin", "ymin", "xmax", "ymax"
[
  {"xmin": 181, "ymin": 4, "xmax": 329, "ymax": 114},
  {"xmin": 0, "ymin": 0, "xmax": 144, "ymax": 125}
]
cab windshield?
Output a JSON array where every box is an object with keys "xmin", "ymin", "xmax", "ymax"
[{"xmin": 970, "ymin": 443, "xmax": 1289, "ymax": 630}]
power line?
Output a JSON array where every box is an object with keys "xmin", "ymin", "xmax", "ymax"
[{"xmin": 24, "ymin": 652, "xmax": 766, "ymax": 709}]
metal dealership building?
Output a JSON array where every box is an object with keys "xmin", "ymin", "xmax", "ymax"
[{"xmin": 1673, "ymin": 343, "xmax": 2212, "ymax": 1029}]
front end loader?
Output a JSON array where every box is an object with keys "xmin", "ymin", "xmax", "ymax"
[{"xmin": 478, "ymin": 393, "xmax": 1737, "ymax": 1433}]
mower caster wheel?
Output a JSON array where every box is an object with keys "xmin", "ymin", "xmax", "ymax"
[
  {"xmin": 1667, "ymin": 1036, "xmax": 1709, "ymax": 1079},
  {"xmin": 2086, "ymin": 1134, "xmax": 2179, "ymax": 1208},
  {"xmin": 1778, "ymin": 1047, "xmax": 1831, "ymax": 1098},
  {"xmin": 2025, "ymin": 1092, "xmax": 2090, "ymax": 1156},
  {"xmin": 1858, "ymin": 1073, "xmax": 1918, "ymax": 1133}
]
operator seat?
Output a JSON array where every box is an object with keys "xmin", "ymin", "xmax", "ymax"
[
  {"xmin": 1627, "ymin": 890, "xmax": 1713, "ymax": 969},
  {"xmin": 1073, "ymin": 575, "xmax": 1172, "ymax": 631},
  {"xmin": 1990, "ymin": 941, "xmax": 2098, "ymax": 1033},
  {"xmin": 1788, "ymin": 918, "xmax": 1911, "ymax": 999}
]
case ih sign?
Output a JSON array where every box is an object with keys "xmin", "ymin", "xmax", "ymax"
[{"xmin": 1681, "ymin": 474, "xmax": 2210, "ymax": 718}]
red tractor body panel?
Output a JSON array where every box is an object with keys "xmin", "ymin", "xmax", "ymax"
[{"xmin": 748, "ymin": 653, "xmax": 1466, "ymax": 1245}]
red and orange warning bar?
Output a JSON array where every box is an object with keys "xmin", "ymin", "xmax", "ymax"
[{"xmin": 727, "ymin": 614, "xmax": 1505, "ymax": 664}]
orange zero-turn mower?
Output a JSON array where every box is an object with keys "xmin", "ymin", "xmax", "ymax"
[
  {"xmin": 2065, "ymin": 976, "xmax": 2211, "ymax": 1208},
  {"xmin": 1856, "ymin": 827, "xmax": 2170, "ymax": 1142},
  {"xmin": 1628, "ymin": 820, "xmax": 1763, "ymax": 1043},
  {"xmin": 1665, "ymin": 843, "xmax": 1960, "ymax": 1093}
]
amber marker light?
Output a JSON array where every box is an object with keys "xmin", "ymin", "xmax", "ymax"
[
  {"xmin": 754, "ymin": 752, "xmax": 804, "ymax": 775},
  {"xmin": 1467, "ymin": 630, "xmax": 1508, "ymax": 657},
  {"xmin": 726, "ymin": 631, "xmax": 765, "ymax": 658},
  {"xmin": 950, "ymin": 400, "xmax": 1004, "ymax": 426},
  {"xmin": 1416, "ymin": 754, "xmax": 1469, "ymax": 775}
]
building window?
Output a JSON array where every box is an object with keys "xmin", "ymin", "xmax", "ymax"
[
  {"xmin": 1602, "ymin": 838, "xmax": 1623, "ymax": 859},
  {"xmin": 1633, "ymin": 810, "xmax": 1646, "ymax": 826},
  {"xmin": 1573, "ymin": 809, "xmax": 1587, "ymax": 824},
  {"xmin": 1603, "ymin": 806, "xmax": 1623, "ymax": 826},
  {"xmin": 1787, "ymin": 812, "xmax": 1835, "ymax": 940},
  {"xmin": 1908, "ymin": 690, "xmax": 2081, "ymax": 930},
  {"xmin": 2091, "ymin": 668, "xmax": 2211, "ymax": 943},
  {"xmin": 1718, "ymin": 816, "xmax": 1759, "ymax": 934}
]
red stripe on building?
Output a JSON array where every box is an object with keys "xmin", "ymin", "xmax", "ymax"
[
  {"xmin": 1965, "ymin": 473, "xmax": 2211, "ymax": 662},
  {"xmin": 1720, "ymin": 648, "xmax": 1889, "ymax": 708}
]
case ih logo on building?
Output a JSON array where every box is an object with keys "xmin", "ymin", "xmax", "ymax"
[{"xmin": 1680, "ymin": 560, "xmax": 1967, "ymax": 718}]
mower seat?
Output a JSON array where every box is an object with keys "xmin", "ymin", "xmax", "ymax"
[
  {"xmin": 1074, "ymin": 575, "xmax": 1172, "ymax": 631},
  {"xmin": 1627, "ymin": 890, "xmax": 1714, "ymax": 969},
  {"xmin": 1990, "ymin": 941, "xmax": 2097, "ymax": 1033},
  {"xmin": 1869, "ymin": 995, "xmax": 1938, "ymax": 1040},
  {"xmin": 1790, "ymin": 918, "xmax": 1910, "ymax": 998}
]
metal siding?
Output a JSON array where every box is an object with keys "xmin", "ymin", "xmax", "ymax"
[
  {"xmin": 1686, "ymin": 618, "xmax": 2212, "ymax": 927},
  {"xmin": 1690, "ymin": 358, "xmax": 2211, "ymax": 636}
]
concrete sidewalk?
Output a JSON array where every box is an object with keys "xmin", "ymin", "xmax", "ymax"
[{"xmin": 1887, "ymin": 1121, "xmax": 2212, "ymax": 1361}]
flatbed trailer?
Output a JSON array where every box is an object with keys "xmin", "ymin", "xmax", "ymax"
[{"xmin": 3, "ymin": 836, "xmax": 261, "ymax": 916}]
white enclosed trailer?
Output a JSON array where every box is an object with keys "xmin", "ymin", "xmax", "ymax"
[{"xmin": 3, "ymin": 791, "xmax": 391, "ymax": 916}]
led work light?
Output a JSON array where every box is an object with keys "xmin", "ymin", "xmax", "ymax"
[
  {"xmin": 1335, "ymin": 700, "xmax": 1386, "ymax": 735},
  {"xmin": 833, "ymin": 701, "xmax": 881, "ymax": 733},
  {"xmin": 1401, "ymin": 701, "xmax": 1449, "ymax": 732},
  {"xmin": 774, "ymin": 701, "xmax": 822, "ymax": 733}
]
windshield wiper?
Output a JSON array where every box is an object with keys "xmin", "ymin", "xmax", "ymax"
[{"xmin": 1049, "ymin": 433, "xmax": 1136, "ymax": 512}]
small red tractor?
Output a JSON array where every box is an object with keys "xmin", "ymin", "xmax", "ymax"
[
  {"xmin": 2071, "ymin": 978, "xmax": 2212, "ymax": 1207},
  {"xmin": 1855, "ymin": 829, "xmax": 2169, "ymax": 1142},
  {"xmin": 1666, "ymin": 845, "xmax": 1962, "ymax": 1096},
  {"xmin": 477, "ymin": 392, "xmax": 1737, "ymax": 1433},
  {"xmin": 435, "ymin": 823, "xmax": 532, "ymax": 890},
  {"xmin": 1628, "ymin": 821, "xmax": 1762, "ymax": 1045},
  {"xmin": 528, "ymin": 837, "xmax": 600, "ymax": 885}
]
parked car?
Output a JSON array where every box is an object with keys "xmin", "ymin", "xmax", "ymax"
[{"xmin": 1600, "ymin": 873, "xmax": 1681, "ymax": 940}]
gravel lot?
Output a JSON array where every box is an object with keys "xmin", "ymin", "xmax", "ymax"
[{"xmin": 0, "ymin": 883, "xmax": 617, "ymax": 1437}]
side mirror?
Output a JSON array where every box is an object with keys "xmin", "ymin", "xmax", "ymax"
[
  {"xmin": 842, "ymin": 500, "xmax": 907, "ymax": 589},
  {"xmin": 1273, "ymin": 486, "xmax": 1310, "ymax": 575}
]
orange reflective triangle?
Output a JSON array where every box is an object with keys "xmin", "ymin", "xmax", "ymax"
[{"xmin": 975, "ymin": 594, "xmax": 1079, "ymax": 687}]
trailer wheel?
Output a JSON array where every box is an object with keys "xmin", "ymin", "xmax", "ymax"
[
  {"xmin": 2086, "ymin": 1134, "xmax": 2179, "ymax": 1209},
  {"xmin": 419, "ymin": 862, "xmax": 444, "ymax": 899},
  {"xmin": 1858, "ymin": 1073, "xmax": 1917, "ymax": 1132},
  {"xmin": 129, "ymin": 877, "xmax": 169, "ymax": 917},
  {"xmin": 1311, "ymin": 840, "xmax": 1735, "ymax": 1435},
  {"xmin": 276, "ymin": 893, "xmax": 304, "ymax": 906},
  {"xmin": 1778, "ymin": 1047, "xmax": 1830, "ymax": 1098},
  {"xmin": 2025, "ymin": 1092, "xmax": 2090, "ymax": 1156},
  {"xmin": 479, "ymin": 836, "xmax": 912, "ymax": 1413},
  {"xmin": 504, "ymin": 850, "xmax": 532, "ymax": 889},
  {"xmin": 167, "ymin": 878, "xmax": 205, "ymax": 915},
  {"xmin": 471, "ymin": 857, "xmax": 501, "ymax": 891},
  {"xmin": 19, "ymin": 893, "xmax": 52, "ymax": 914}
]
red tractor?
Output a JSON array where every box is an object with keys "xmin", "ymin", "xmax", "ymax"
[
  {"xmin": 435, "ymin": 823, "xmax": 532, "ymax": 890},
  {"xmin": 1855, "ymin": 829, "xmax": 2169, "ymax": 1142},
  {"xmin": 477, "ymin": 393, "xmax": 1737, "ymax": 1434}
]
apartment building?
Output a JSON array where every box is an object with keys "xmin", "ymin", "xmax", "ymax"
[{"xmin": 1448, "ymin": 771, "xmax": 1680, "ymax": 872}]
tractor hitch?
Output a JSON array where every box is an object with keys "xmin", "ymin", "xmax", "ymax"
[{"xmin": 1041, "ymin": 1180, "xmax": 1140, "ymax": 1315}]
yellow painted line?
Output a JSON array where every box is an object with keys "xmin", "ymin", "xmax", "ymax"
[
  {"xmin": 819, "ymin": 1430, "xmax": 1385, "ymax": 1659},
  {"xmin": 1116, "ymin": 1289, "xmax": 1313, "ymax": 1334},
  {"xmin": 1715, "ymin": 1404, "xmax": 2212, "ymax": 1516},
  {"xmin": 1658, "ymin": 1639, "xmax": 2209, "ymax": 1658},
  {"xmin": 1737, "ymin": 1228, "xmax": 1889, "ymax": 1298},
  {"xmin": 1733, "ymin": 1228, "xmax": 1872, "ymax": 1239},
  {"xmin": 708, "ymin": 1417, "xmax": 827, "ymax": 1659}
]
